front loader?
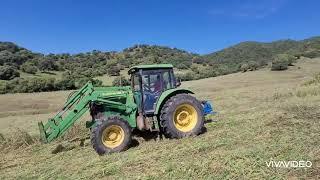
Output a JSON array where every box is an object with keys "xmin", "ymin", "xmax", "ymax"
[{"xmin": 38, "ymin": 64, "xmax": 214, "ymax": 155}]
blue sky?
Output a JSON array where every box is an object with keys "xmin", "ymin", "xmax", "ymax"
[{"xmin": 0, "ymin": 0, "xmax": 319, "ymax": 54}]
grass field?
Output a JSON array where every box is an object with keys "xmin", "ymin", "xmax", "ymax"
[{"xmin": 0, "ymin": 58, "xmax": 320, "ymax": 179}]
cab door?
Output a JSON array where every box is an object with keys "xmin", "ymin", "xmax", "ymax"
[
  {"xmin": 131, "ymin": 72, "xmax": 143, "ymax": 113},
  {"xmin": 141, "ymin": 71, "xmax": 163, "ymax": 114}
]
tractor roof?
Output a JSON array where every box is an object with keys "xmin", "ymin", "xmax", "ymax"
[{"xmin": 128, "ymin": 64, "xmax": 173, "ymax": 74}]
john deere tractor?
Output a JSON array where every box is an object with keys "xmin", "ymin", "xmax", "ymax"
[{"xmin": 38, "ymin": 64, "xmax": 214, "ymax": 155}]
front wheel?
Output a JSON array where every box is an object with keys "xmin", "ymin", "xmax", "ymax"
[
  {"xmin": 91, "ymin": 116, "xmax": 132, "ymax": 155},
  {"xmin": 160, "ymin": 94, "xmax": 204, "ymax": 138}
]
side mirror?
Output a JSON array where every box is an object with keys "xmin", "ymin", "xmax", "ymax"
[{"xmin": 176, "ymin": 77, "xmax": 181, "ymax": 87}]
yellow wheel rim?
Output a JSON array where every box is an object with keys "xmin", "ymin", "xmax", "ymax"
[
  {"xmin": 173, "ymin": 104, "xmax": 198, "ymax": 132},
  {"xmin": 102, "ymin": 125, "xmax": 125, "ymax": 148}
]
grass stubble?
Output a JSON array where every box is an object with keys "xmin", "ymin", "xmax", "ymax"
[{"xmin": 0, "ymin": 58, "xmax": 319, "ymax": 179}]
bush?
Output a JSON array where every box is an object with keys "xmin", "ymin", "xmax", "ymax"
[
  {"xmin": 0, "ymin": 82, "xmax": 7, "ymax": 94},
  {"xmin": 75, "ymin": 78, "xmax": 102, "ymax": 88},
  {"xmin": 112, "ymin": 76, "xmax": 130, "ymax": 86},
  {"xmin": 302, "ymin": 50, "xmax": 320, "ymax": 59},
  {"xmin": 176, "ymin": 71, "xmax": 200, "ymax": 81},
  {"xmin": 55, "ymin": 77, "xmax": 76, "ymax": 90},
  {"xmin": 240, "ymin": 63, "xmax": 249, "ymax": 72},
  {"xmin": 248, "ymin": 61, "xmax": 259, "ymax": 71},
  {"xmin": 0, "ymin": 71, "xmax": 104, "ymax": 94},
  {"xmin": 108, "ymin": 66, "xmax": 121, "ymax": 76},
  {"xmin": 0, "ymin": 65, "xmax": 20, "ymax": 80},
  {"xmin": 38, "ymin": 59, "xmax": 58, "ymax": 71},
  {"xmin": 286, "ymin": 54, "xmax": 296, "ymax": 66},
  {"xmin": 1, "ymin": 77, "xmax": 56, "ymax": 93},
  {"xmin": 176, "ymin": 61, "xmax": 191, "ymax": 69},
  {"xmin": 240, "ymin": 61, "xmax": 259, "ymax": 72},
  {"xmin": 20, "ymin": 63, "xmax": 37, "ymax": 74},
  {"xmin": 271, "ymin": 54, "xmax": 290, "ymax": 71},
  {"xmin": 16, "ymin": 78, "xmax": 56, "ymax": 93},
  {"xmin": 198, "ymin": 66, "xmax": 216, "ymax": 78}
]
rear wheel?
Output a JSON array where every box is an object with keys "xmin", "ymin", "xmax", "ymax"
[
  {"xmin": 91, "ymin": 116, "xmax": 132, "ymax": 155},
  {"xmin": 160, "ymin": 94, "xmax": 204, "ymax": 138}
]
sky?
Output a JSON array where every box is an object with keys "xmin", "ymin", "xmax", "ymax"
[{"xmin": 0, "ymin": 0, "xmax": 320, "ymax": 54}]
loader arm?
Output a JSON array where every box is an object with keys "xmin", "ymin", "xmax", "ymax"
[{"xmin": 38, "ymin": 82, "xmax": 132, "ymax": 143}]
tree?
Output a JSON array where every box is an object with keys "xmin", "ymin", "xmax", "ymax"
[
  {"xmin": 271, "ymin": 54, "xmax": 290, "ymax": 71},
  {"xmin": 192, "ymin": 56, "xmax": 204, "ymax": 64},
  {"xmin": 21, "ymin": 63, "xmax": 38, "ymax": 74},
  {"xmin": 0, "ymin": 65, "xmax": 20, "ymax": 80},
  {"xmin": 38, "ymin": 59, "xmax": 58, "ymax": 71}
]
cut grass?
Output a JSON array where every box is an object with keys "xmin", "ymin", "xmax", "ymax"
[{"xmin": 0, "ymin": 58, "xmax": 320, "ymax": 179}]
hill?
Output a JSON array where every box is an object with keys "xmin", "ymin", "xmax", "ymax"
[
  {"xmin": 203, "ymin": 37, "xmax": 320, "ymax": 65},
  {"xmin": 0, "ymin": 58, "xmax": 319, "ymax": 178},
  {"xmin": 0, "ymin": 36, "xmax": 320, "ymax": 94}
]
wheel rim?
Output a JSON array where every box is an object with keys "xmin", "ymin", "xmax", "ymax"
[
  {"xmin": 173, "ymin": 103, "xmax": 198, "ymax": 132},
  {"xmin": 102, "ymin": 125, "xmax": 125, "ymax": 148}
]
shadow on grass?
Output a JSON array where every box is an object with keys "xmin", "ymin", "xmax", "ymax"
[
  {"xmin": 205, "ymin": 119, "xmax": 218, "ymax": 124},
  {"xmin": 133, "ymin": 130, "xmax": 159, "ymax": 142}
]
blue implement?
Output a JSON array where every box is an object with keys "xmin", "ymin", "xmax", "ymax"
[{"xmin": 202, "ymin": 101, "xmax": 216, "ymax": 115}]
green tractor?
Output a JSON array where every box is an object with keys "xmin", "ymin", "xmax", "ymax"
[{"xmin": 38, "ymin": 64, "xmax": 214, "ymax": 155}]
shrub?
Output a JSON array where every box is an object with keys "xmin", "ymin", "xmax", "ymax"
[
  {"xmin": 286, "ymin": 54, "xmax": 296, "ymax": 66},
  {"xmin": 55, "ymin": 77, "xmax": 76, "ymax": 90},
  {"xmin": 176, "ymin": 62, "xmax": 191, "ymax": 69},
  {"xmin": 108, "ymin": 66, "xmax": 121, "ymax": 76},
  {"xmin": 240, "ymin": 63, "xmax": 249, "ymax": 72},
  {"xmin": 21, "ymin": 63, "xmax": 38, "ymax": 74},
  {"xmin": 198, "ymin": 66, "xmax": 216, "ymax": 78},
  {"xmin": 0, "ymin": 82, "xmax": 7, "ymax": 94},
  {"xmin": 10, "ymin": 77, "xmax": 56, "ymax": 93},
  {"xmin": 302, "ymin": 50, "xmax": 320, "ymax": 59},
  {"xmin": 192, "ymin": 56, "xmax": 205, "ymax": 64},
  {"xmin": 112, "ymin": 76, "xmax": 130, "ymax": 86},
  {"xmin": 0, "ymin": 65, "xmax": 20, "ymax": 80},
  {"xmin": 271, "ymin": 54, "xmax": 290, "ymax": 71},
  {"xmin": 176, "ymin": 71, "xmax": 200, "ymax": 81},
  {"xmin": 75, "ymin": 78, "xmax": 102, "ymax": 88},
  {"xmin": 248, "ymin": 61, "xmax": 259, "ymax": 71},
  {"xmin": 38, "ymin": 59, "xmax": 58, "ymax": 71}
]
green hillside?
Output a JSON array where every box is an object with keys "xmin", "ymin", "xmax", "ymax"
[
  {"xmin": 0, "ymin": 36, "xmax": 320, "ymax": 94},
  {"xmin": 204, "ymin": 37, "xmax": 320, "ymax": 65}
]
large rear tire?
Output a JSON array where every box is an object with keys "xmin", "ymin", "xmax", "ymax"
[
  {"xmin": 91, "ymin": 116, "xmax": 132, "ymax": 155},
  {"xmin": 160, "ymin": 94, "xmax": 204, "ymax": 138}
]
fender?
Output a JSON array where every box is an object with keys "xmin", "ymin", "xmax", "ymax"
[{"xmin": 155, "ymin": 88, "xmax": 194, "ymax": 115}]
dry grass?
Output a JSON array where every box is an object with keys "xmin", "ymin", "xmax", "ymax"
[{"xmin": 0, "ymin": 58, "xmax": 320, "ymax": 179}]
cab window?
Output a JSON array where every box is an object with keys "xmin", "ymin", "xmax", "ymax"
[
  {"xmin": 132, "ymin": 73, "xmax": 140, "ymax": 91},
  {"xmin": 162, "ymin": 71, "xmax": 173, "ymax": 90}
]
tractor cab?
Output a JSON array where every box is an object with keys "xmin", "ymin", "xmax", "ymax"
[{"xmin": 128, "ymin": 64, "xmax": 179, "ymax": 115}]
